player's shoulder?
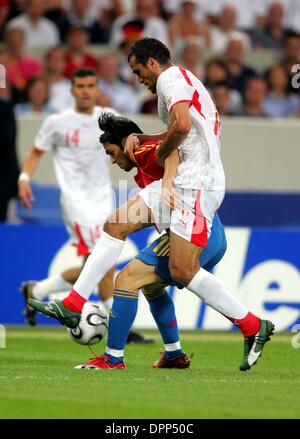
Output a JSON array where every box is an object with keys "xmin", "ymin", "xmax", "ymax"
[
  {"xmin": 48, "ymin": 108, "xmax": 75, "ymax": 122},
  {"xmin": 40, "ymin": 111, "xmax": 61, "ymax": 127},
  {"xmin": 157, "ymin": 65, "xmax": 189, "ymax": 91}
]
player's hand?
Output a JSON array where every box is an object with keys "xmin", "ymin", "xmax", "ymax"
[
  {"xmin": 162, "ymin": 178, "xmax": 181, "ymax": 210},
  {"xmin": 18, "ymin": 180, "xmax": 34, "ymax": 209},
  {"xmin": 124, "ymin": 134, "xmax": 139, "ymax": 164}
]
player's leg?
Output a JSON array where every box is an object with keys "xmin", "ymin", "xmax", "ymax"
[
  {"xmin": 75, "ymin": 255, "xmax": 188, "ymax": 369},
  {"xmin": 90, "ymin": 233, "xmax": 189, "ymax": 369},
  {"xmin": 169, "ymin": 190, "xmax": 274, "ymax": 371},
  {"xmin": 20, "ymin": 216, "xmax": 91, "ymax": 324},
  {"xmin": 142, "ymin": 283, "xmax": 190, "ymax": 368},
  {"xmin": 20, "ymin": 272, "xmax": 74, "ymax": 326},
  {"xmin": 96, "ymin": 265, "xmax": 152, "ymax": 345},
  {"xmin": 102, "ymin": 258, "xmax": 158, "ymax": 365},
  {"xmin": 97, "ymin": 266, "xmax": 115, "ymax": 311},
  {"xmin": 28, "ymin": 195, "xmax": 154, "ymax": 326}
]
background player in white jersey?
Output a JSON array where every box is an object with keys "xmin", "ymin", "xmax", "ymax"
[
  {"xmin": 18, "ymin": 68, "xmax": 153, "ymax": 344},
  {"xmin": 29, "ymin": 41, "xmax": 274, "ymax": 371}
]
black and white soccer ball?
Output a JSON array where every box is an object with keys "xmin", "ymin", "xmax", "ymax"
[{"xmin": 67, "ymin": 302, "xmax": 108, "ymax": 345}]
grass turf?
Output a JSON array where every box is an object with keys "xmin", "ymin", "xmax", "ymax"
[{"xmin": 0, "ymin": 327, "xmax": 299, "ymax": 419}]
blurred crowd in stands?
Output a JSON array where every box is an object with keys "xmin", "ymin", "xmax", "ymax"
[{"xmin": 0, "ymin": 0, "xmax": 299, "ymax": 118}]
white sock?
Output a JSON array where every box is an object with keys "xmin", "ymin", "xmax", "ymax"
[
  {"xmin": 165, "ymin": 341, "xmax": 181, "ymax": 352},
  {"xmin": 103, "ymin": 297, "xmax": 114, "ymax": 312},
  {"xmin": 187, "ymin": 268, "xmax": 248, "ymax": 320},
  {"xmin": 73, "ymin": 231, "xmax": 124, "ymax": 301},
  {"xmin": 32, "ymin": 274, "xmax": 73, "ymax": 300},
  {"xmin": 105, "ymin": 347, "xmax": 124, "ymax": 357}
]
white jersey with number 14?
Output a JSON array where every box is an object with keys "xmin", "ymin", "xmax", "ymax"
[{"xmin": 34, "ymin": 106, "xmax": 115, "ymax": 226}]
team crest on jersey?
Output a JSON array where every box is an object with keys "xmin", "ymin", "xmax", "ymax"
[
  {"xmin": 181, "ymin": 209, "xmax": 190, "ymax": 218},
  {"xmin": 178, "ymin": 209, "xmax": 190, "ymax": 228}
]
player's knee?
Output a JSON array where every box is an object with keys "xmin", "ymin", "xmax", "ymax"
[
  {"xmin": 169, "ymin": 262, "xmax": 197, "ymax": 286},
  {"xmin": 142, "ymin": 285, "xmax": 166, "ymax": 301},
  {"xmin": 115, "ymin": 265, "xmax": 133, "ymax": 290}
]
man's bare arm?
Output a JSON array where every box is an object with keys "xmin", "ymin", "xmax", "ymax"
[
  {"xmin": 18, "ymin": 147, "xmax": 44, "ymax": 209},
  {"xmin": 162, "ymin": 149, "xmax": 180, "ymax": 210},
  {"xmin": 156, "ymin": 102, "xmax": 192, "ymax": 166}
]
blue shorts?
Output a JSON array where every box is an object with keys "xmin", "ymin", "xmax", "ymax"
[{"xmin": 136, "ymin": 213, "xmax": 227, "ymax": 289}]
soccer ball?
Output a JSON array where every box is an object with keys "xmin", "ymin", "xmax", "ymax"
[{"xmin": 67, "ymin": 302, "xmax": 108, "ymax": 345}]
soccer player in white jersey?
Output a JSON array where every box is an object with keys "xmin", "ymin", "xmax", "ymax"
[
  {"xmin": 29, "ymin": 41, "xmax": 274, "ymax": 371},
  {"xmin": 19, "ymin": 68, "xmax": 152, "ymax": 344}
]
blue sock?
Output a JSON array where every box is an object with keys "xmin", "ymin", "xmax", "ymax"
[
  {"xmin": 148, "ymin": 291, "xmax": 183, "ymax": 360},
  {"xmin": 106, "ymin": 289, "xmax": 138, "ymax": 363}
]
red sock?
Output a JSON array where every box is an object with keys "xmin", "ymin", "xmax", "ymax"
[
  {"xmin": 62, "ymin": 289, "xmax": 86, "ymax": 312},
  {"xmin": 229, "ymin": 312, "xmax": 261, "ymax": 336}
]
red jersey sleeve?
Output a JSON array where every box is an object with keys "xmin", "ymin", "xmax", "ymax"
[{"xmin": 133, "ymin": 141, "xmax": 164, "ymax": 188}]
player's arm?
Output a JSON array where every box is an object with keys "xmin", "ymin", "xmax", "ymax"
[
  {"xmin": 162, "ymin": 148, "xmax": 180, "ymax": 210},
  {"xmin": 124, "ymin": 131, "xmax": 167, "ymax": 163},
  {"xmin": 156, "ymin": 102, "xmax": 192, "ymax": 166},
  {"xmin": 18, "ymin": 147, "xmax": 44, "ymax": 209}
]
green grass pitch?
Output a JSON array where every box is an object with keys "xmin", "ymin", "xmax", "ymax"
[{"xmin": 0, "ymin": 327, "xmax": 299, "ymax": 419}]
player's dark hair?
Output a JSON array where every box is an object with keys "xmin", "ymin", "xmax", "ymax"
[
  {"xmin": 71, "ymin": 68, "xmax": 97, "ymax": 84},
  {"xmin": 284, "ymin": 30, "xmax": 300, "ymax": 42},
  {"xmin": 99, "ymin": 113, "xmax": 143, "ymax": 148},
  {"xmin": 128, "ymin": 38, "xmax": 171, "ymax": 66}
]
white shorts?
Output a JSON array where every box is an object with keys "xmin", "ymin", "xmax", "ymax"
[
  {"xmin": 139, "ymin": 179, "xmax": 224, "ymax": 248},
  {"xmin": 61, "ymin": 191, "xmax": 113, "ymax": 256}
]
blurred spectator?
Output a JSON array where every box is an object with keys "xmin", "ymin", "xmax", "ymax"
[
  {"xmin": 168, "ymin": 0, "xmax": 210, "ymax": 50},
  {"xmin": 205, "ymin": 58, "xmax": 228, "ymax": 88},
  {"xmin": 45, "ymin": 0, "xmax": 66, "ymax": 22},
  {"xmin": 0, "ymin": 78, "xmax": 19, "ymax": 221},
  {"xmin": 110, "ymin": 0, "xmax": 168, "ymax": 48},
  {"xmin": 285, "ymin": 0, "xmax": 300, "ymax": 34},
  {"xmin": 239, "ymin": 77, "xmax": 267, "ymax": 117},
  {"xmin": 281, "ymin": 31, "xmax": 300, "ymax": 92},
  {"xmin": 0, "ymin": 0, "xmax": 9, "ymax": 40},
  {"xmin": 118, "ymin": 19, "xmax": 145, "ymax": 86},
  {"xmin": 64, "ymin": 26, "xmax": 98, "ymax": 78},
  {"xmin": 61, "ymin": 0, "xmax": 125, "ymax": 23},
  {"xmin": 44, "ymin": 46, "xmax": 74, "ymax": 112},
  {"xmin": 15, "ymin": 75, "xmax": 53, "ymax": 114},
  {"xmin": 251, "ymin": 2, "xmax": 287, "ymax": 50},
  {"xmin": 262, "ymin": 64, "xmax": 300, "ymax": 117},
  {"xmin": 98, "ymin": 52, "xmax": 140, "ymax": 114},
  {"xmin": 179, "ymin": 37, "xmax": 205, "ymax": 81},
  {"xmin": 225, "ymin": 33, "xmax": 256, "ymax": 96},
  {"xmin": 5, "ymin": 27, "xmax": 43, "ymax": 103},
  {"xmin": 6, "ymin": 1, "xmax": 26, "ymax": 21},
  {"xmin": 163, "ymin": 0, "xmax": 205, "ymax": 21},
  {"xmin": 211, "ymin": 81, "xmax": 234, "ymax": 116},
  {"xmin": 210, "ymin": 5, "xmax": 236, "ymax": 53},
  {"xmin": 57, "ymin": 0, "xmax": 109, "ymax": 43},
  {"xmin": 6, "ymin": 0, "xmax": 60, "ymax": 49},
  {"xmin": 210, "ymin": 5, "xmax": 251, "ymax": 54},
  {"xmin": 98, "ymin": 0, "xmax": 125, "ymax": 28},
  {"xmin": 141, "ymin": 95, "xmax": 158, "ymax": 114},
  {"xmin": 205, "ymin": 0, "xmax": 266, "ymax": 32},
  {"xmin": 205, "ymin": 57, "xmax": 242, "ymax": 114}
]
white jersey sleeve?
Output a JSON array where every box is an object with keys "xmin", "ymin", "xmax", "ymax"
[
  {"xmin": 158, "ymin": 69, "xmax": 195, "ymax": 113},
  {"xmin": 34, "ymin": 114, "xmax": 58, "ymax": 152}
]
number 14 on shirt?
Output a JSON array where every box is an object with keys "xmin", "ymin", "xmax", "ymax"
[{"xmin": 65, "ymin": 129, "xmax": 80, "ymax": 147}]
